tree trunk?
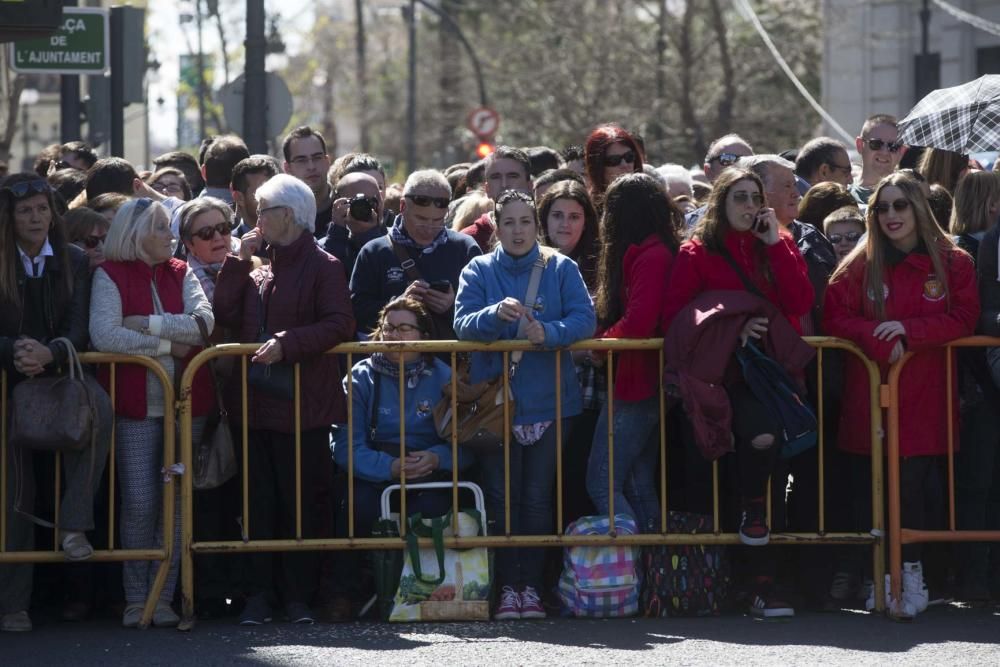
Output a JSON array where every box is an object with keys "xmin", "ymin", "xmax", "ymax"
[
  {"xmin": 677, "ymin": 1, "xmax": 706, "ymax": 162},
  {"xmin": 0, "ymin": 52, "xmax": 25, "ymax": 163},
  {"xmin": 438, "ymin": 0, "xmax": 462, "ymax": 166},
  {"xmin": 708, "ymin": 0, "xmax": 735, "ymax": 139}
]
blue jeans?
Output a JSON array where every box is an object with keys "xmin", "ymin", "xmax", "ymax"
[
  {"xmin": 477, "ymin": 420, "xmax": 564, "ymax": 590},
  {"xmin": 586, "ymin": 396, "xmax": 661, "ymax": 533}
]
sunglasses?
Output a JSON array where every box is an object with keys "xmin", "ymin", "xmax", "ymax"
[
  {"xmin": 603, "ymin": 150, "xmax": 635, "ymax": 167},
  {"xmin": 827, "ymin": 162, "xmax": 853, "ymax": 174},
  {"xmin": 405, "ymin": 194, "xmax": 450, "ymax": 209},
  {"xmin": 873, "ymin": 199, "xmax": 911, "ymax": 215},
  {"xmin": 708, "ymin": 152, "xmax": 740, "ymax": 167},
  {"xmin": 188, "ymin": 221, "xmax": 231, "ymax": 241},
  {"xmin": 2, "ymin": 179, "xmax": 51, "ymax": 197},
  {"xmin": 866, "ymin": 139, "xmax": 902, "ymax": 153},
  {"xmin": 731, "ymin": 191, "xmax": 764, "ymax": 206},
  {"xmin": 82, "ymin": 235, "xmax": 106, "ymax": 249},
  {"xmin": 382, "ymin": 323, "xmax": 422, "ymax": 335},
  {"xmin": 828, "ymin": 231, "xmax": 862, "ymax": 244}
]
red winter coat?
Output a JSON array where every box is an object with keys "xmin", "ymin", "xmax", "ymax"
[
  {"xmin": 599, "ymin": 234, "xmax": 675, "ymax": 402},
  {"xmin": 822, "ymin": 243, "xmax": 979, "ymax": 457},
  {"xmin": 661, "ymin": 229, "xmax": 814, "ymax": 336},
  {"xmin": 212, "ymin": 231, "xmax": 356, "ymax": 433}
]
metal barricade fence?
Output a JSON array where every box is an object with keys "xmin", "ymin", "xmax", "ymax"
[
  {"xmin": 178, "ymin": 337, "xmax": 885, "ymax": 627},
  {"xmin": 0, "ymin": 353, "xmax": 176, "ymax": 629},
  {"xmin": 886, "ymin": 336, "xmax": 1000, "ymax": 619}
]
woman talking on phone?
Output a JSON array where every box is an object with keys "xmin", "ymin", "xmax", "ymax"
[{"xmin": 661, "ymin": 167, "xmax": 813, "ymax": 618}]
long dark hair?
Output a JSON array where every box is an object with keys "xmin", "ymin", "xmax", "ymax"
[
  {"xmin": 0, "ymin": 172, "xmax": 73, "ymax": 308},
  {"xmin": 537, "ymin": 181, "xmax": 599, "ymax": 290},
  {"xmin": 595, "ymin": 173, "xmax": 683, "ymax": 327},
  {"xmin": 692, "ymin": 167, "xmax": 773, "ymax": 284}
]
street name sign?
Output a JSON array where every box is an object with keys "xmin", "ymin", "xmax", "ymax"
[{"xmin": 10, "ymin": 7, "xmax": 109, "ymax": 75}]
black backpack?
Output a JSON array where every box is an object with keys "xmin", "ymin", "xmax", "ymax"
[{"xmin": 736, "ymin": 341, "xmax": 818, "ymax": 459}]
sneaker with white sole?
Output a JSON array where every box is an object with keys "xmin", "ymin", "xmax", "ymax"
[
  {"xmin": 519, "ymin": 586, "xmax": 546, "ymax": 619},
  {"xmin": 749, "ymin": 592, "xmax": 795, "ymax": 619},
  {"xmin": 494, "ymin": 585, "xmax": 521, "ymax": 620},
  {"xmin": 1, "ymin": 610, "xmax": 32, "ymax": 632},
  {"xmin": 238, "ymin": 594, "xmax": 273, "ymax": 626},
  {"xmin": 871, "ymin": 574, "xmax": 917, "ymax": 619}
]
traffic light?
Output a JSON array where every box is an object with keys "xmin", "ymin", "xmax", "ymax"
[
  {"xmin": 0, "ymin": 0, "xmax": 62, "ymax": 43},
  {"xmin": 476, "ymin": 141, "xmax": 495, "ymax": 159}
]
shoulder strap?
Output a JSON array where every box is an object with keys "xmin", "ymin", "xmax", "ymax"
[
  {"xmin": 718, "ymin": 245, "xmax": 766, "ymax": 299},
  {"xmin": 512, "ymin": 251, "xmax": 551, "ymax": 366},
  {"xmin": 370, "ymin": 371, "xmax": 380, "ymax": 441},
  {"xmin": 256, "ymin": 274, "xmax": 275, "ymax": 339},
  {"xmin": 388, "ymin": 234, "xmax": 423, "ymax": 284}
]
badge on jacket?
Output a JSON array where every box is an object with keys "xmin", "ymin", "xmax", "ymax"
[
  {"xmin": 923, "ymin": 274, "xmax": 945, "ymax": 302},
  {"xmin": 416, "ymin": 399, "xmax": 432, "ymax": 417}
]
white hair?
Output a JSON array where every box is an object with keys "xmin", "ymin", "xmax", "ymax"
[
  {"xmin": 657, "ymin": 163, "xmax": 694, "ymax": 198},
  {"xmin": 738, "ymin": 154, "xmax": 795, "ymax": 187},
  {"xmin": 403, "ymin": 169, "xmax": 451, "ymax": 197},
  {"xmin": 104, "ymin": 198, "xmax": 172, "ymax": 263},
  {"xmin": 255, "ymin": 173, "xmax": 317, "ymax": 234}
]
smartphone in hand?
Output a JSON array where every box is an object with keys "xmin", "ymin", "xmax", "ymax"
[{"xmin": 429, "ymin": 280, "xmax": 451, "ymax": 293}]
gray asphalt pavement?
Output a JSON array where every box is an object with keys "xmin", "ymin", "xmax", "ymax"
[{"xmin": 3, "ymin": 604, "xmax": 999, "ymax": 665}]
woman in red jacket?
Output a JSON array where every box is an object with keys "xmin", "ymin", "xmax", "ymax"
[
  {"xmin": 661, "ymin": 167, "xmax": 813, "ymax": 618},
  {"xmin": 585, "ymin": 173, "xmax": 683, "ymax": 533},
  {"xmin": 823, "ymin": 171, "xmax": 979, "ymax": 616}
]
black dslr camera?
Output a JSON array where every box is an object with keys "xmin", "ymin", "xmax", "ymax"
[{"xmin": 348, "ymin": 193, "xmax": 376, "ymax": 222}]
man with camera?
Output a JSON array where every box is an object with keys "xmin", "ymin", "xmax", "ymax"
[
  {"xmin": 321, "ymin": 172, "xmax": 386, "ymax": 279},
  {"xmin": 350, "ymin": 169, "xmax": 480, "ymax": 338}
]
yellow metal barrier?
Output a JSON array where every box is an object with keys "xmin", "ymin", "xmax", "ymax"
[
  {"xmin": 0, "ymin": 353, "xmax": 176, "ymax": 630},
  {"xmin": 886, "ymin": 336, "xmax": 1000, "ymax": 618},
  {"xmin": 178, "ymin": 336, "xmax": 885, "ymax": 627}
]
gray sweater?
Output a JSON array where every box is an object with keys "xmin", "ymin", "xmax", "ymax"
[{"xmin": 90, "ymin": 265, "xmax": 214, "ymax": 417}]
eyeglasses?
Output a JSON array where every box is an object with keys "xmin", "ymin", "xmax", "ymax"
[
  {"xmin": 827, "ymin": 162, "xmax": 853, "ymax": 174},
  {"xmin": 865, "ymin": 139, "xmax": 902, "ymax": 153},
  {"xmin": 873, "ymin": 199, "xmax": 911, "ymax": 215},
  {"xmin": 288, "ymin": 153, "xmax": 327, "ymax": 166},
  {"xmin": 82, "ymin": 235, "xmax": 106, "ymax": 249},
  {"xmin": 257, "ymin": 205, "xmax": 286, "ymax": 216},
  {"xmin": 731, "ymin": 191, "xmax": 764, "ymax": 206},
  {"xmin": 153, "ymin": 181, "xmax": 185, "ymax": 195},
  {"xmin": 603, "ymin": 150, "xmax": 635, "ymax": 167},
  {"xmin": 187, "ymin": 222, "xmax": 231, "ymax": 241},
  {"xmin": 708, "ymin": 152, "xmax": 740, "ymax": 167},
  {"xmin": 2, "ymin": 179, "xmax": 51, "ymax": 197},
  {"xmin": 405, "ymin": 194, "xmax": 450, "ymax": 209},
  {"xmin": 828, "ymin": 231, "xmax": 862, "ymax": 244},
  {"xmin": 381, "ymin": 322, "xmax": 422, "ymax": 335}
]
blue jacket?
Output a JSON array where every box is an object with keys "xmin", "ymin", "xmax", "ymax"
[
  {"xmin": 454, "ymin": 243, "xmax": 596, "ymax": 424},
  {"xmin": 333, "ymin": 357, "xmax": 459, "ymax": 483}
]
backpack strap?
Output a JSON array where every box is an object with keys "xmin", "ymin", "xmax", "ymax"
[{"xmin": 718, "ymin": 246, "xmax": 766, "ymax": 300}]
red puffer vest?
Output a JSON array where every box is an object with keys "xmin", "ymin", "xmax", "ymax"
[{"xmin": 98, "ymin": 258, "xmax": 214, "ymax": 419}]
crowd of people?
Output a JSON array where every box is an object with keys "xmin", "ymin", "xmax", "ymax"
[{"xmin": 0, "ymin": 114, "xmax": 997, "ymax": 632}]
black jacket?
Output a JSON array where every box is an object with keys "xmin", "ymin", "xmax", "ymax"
[{"xmin": 0, "ymin": 242, "xmax": 90, "ymax": 379}]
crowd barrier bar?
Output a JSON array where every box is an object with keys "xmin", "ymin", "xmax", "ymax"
[
  {"xmin": 886, "ymin": 335, "xmax": 1000, "ymax": 619},
  {"xmin": 178, "ymin": 336, "xmax": 885, "ymax": 627},
  {"xmin": 1, "ymin": 353, "xmax": 176, "ymax": 630}
]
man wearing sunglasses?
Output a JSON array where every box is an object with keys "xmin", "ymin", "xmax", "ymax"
[
  {"xmin": 686, "ymin": 134, "xmax": 755, "ymax": 228},
  {"xmin": 852, "ymin": 114, "xmax": 906, "ymax": 205},
  {"xmin": 350, "ymin": 170, "xmax": 480, "ymax": 338},
  {"xmin": 322, "ymin": 172, "xmax": 385, "ymax": 279}
]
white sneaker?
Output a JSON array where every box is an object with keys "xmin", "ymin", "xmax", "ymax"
[
  {"xmin": 869, "ymin": 574, "xmax": 918, "ymax": 619},
  {"xmin": 902, "ymin": 561, "xmax": 929, "ymax": 613}
]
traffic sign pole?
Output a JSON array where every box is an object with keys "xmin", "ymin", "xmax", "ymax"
[{"xmin": 109, "ymin": 7, "xmax": 123, "ymax": 157}]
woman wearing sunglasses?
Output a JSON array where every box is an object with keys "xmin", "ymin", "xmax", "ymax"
[
  {"xmin": 661, "ymin": 167, "xmax": 813, "ymax": 618},
  {"xmin": 583, "ymin": 124, "xmax": 644, "ymax": 211},
  {"xmin": 64, "ymin": 206, "xmax": 111, "ymax": 271},
  {"xmin": 176, "ymin": 197, "xmax": 239, "ymax": 306},
  {"xmin": 824, "ymin": 172, "xmax": 979, "ymax": 617},
  {"xmin": 0, "ymin": 174, "xmax": 112, "ymax": 633},
  {"xmin": 90, "ymin": 197, "xmax": 215, "ymax": 628}
]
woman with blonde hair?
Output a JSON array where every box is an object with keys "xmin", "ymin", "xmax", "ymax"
[{"xmin": 824, "ymin": 172, "xmax": 979, "ymax": 617}]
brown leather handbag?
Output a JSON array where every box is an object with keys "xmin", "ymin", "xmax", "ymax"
[
  {"xmin": 9, "ymin": 337, "xmax": 96, "ymax": 452},
  {"xmin": 432, "ymin": 372, "xmax": 510, "ymax": 452}
]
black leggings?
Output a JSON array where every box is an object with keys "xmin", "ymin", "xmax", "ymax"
[{"xmin": 729, "ymin": 383, "xmax": 782, "ymax": 502}]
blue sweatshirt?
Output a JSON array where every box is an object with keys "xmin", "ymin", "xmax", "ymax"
[
  {"xmin": 333, "ymin": 357, "xmax": 459, "ymax": 482},
  {"xmin": 454, "ymin": 243, "xmax": 596, "ymax": 425}
]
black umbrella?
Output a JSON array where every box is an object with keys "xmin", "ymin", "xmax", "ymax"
[{"xmin": 898, "ymin": 75, "xmax": 1000, "ymax": 153}]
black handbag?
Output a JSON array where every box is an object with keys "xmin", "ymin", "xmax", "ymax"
[
  {"xmin": 247, "ymin": 276, "xmax": 296, "ymax": 400},
  {"xmin": 191, "ymin": 315, "xmax": 238, "ymax": 490}
]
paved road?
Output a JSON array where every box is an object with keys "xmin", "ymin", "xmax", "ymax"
[{"xmin": 3, "ymin": 604, "xmax": 999, "ymax": 665}]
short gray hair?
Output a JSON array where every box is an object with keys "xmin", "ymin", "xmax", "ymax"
[
  {"xmin": 177, "ymin": 196, "xmax": 234, "ymax": 239},
  {"xmin": 738, "ymin": 154, "xmax": 794, "ymax": 187},
  {"xmin": 104, "ymin": 198, "xmax": 172, "ymax": 263},
  {"xmin": 657, "ymin": 163, "xmax": 693, "ymax": 195},
  {"xmin": 255, "ymin": 173, "xmax": 316, "ymax": 234},
  {"xmin": 403, "ymin": 169, "xmax": 451, "ymax": 198}
]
